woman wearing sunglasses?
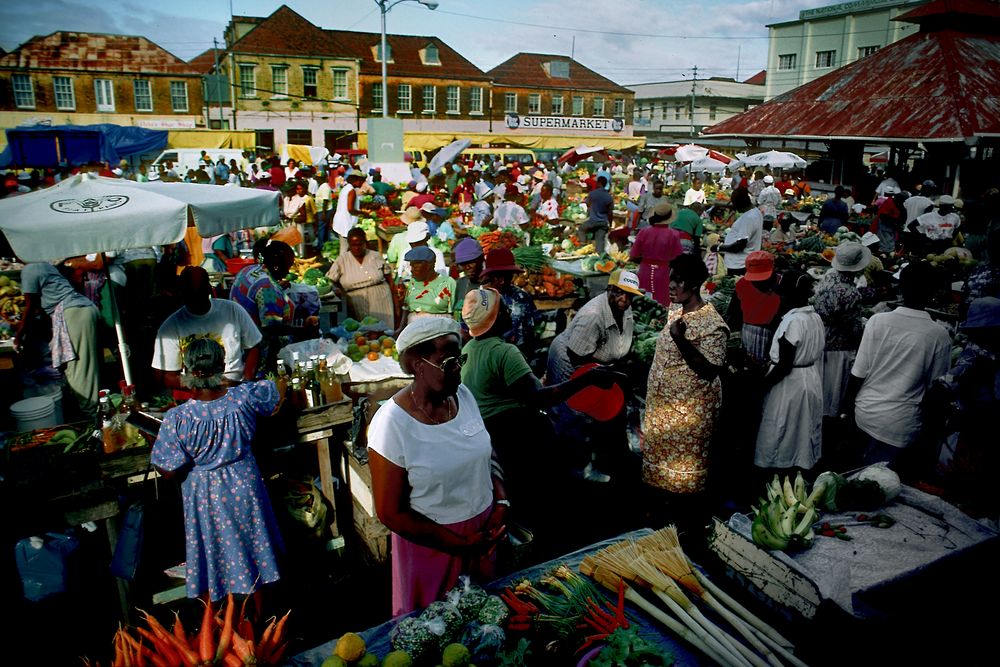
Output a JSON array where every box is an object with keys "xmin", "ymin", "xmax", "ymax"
[{"xmin": 367, "ymin": 317, "xmax": 507, "ymax": 615}]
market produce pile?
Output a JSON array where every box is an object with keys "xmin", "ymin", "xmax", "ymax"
[
  {"xmin": 288, "ymin": 256, "xmax": 334, "ymax": 295},
  {"xmin": 750, "ymin": 465, "xmax": 903, "ymax": 551},
  {"xmin": 630, "ymin": 295, "xmax": 669, "ymax": 364},
  {"xmin": 338, "ymin": 317, "xmax": 398, "ymax": 362},
  {"xmin": 87, "ymin": 595, "xmax": 292, "ymax": 667},
  {"xmin": 0, "ymin": 274, "xmax": 26, "ymax": 329}
]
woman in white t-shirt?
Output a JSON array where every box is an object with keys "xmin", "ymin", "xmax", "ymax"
[{"xmin": 367, "ymin": 318, "xmax": 508, "ymax": 616}]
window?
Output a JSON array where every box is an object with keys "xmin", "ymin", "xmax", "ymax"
[
  {"xmin": 548, "ymin": 60, "xmax": 570, "ymax": 78},
  {"xmin": 372, "ymin": 82, "xmax": 383, "ymax": 111},
  {"xmin": 422, "ymin": 85, "xmax": 436, "ymax": 113},
  {"xmin": 255, "ymin": 129, "xmax": 274, "ymax": 152},
  {"xmin": 815, "ymin": 50, "xmax": 835, "ymax": 68},
  {"xmin": 271, "ymin": 66, "xmax": 288, "ymax": 96},
  {"xmin": 661, "ymin": 103, "xmax": 668, "ymax": 120},
  {"xmin": 446, "ymin": 85, "xmax": 460, "ymax": 113},
  {"xmin": 777, "ymin": 54, "xmax": 797, "ymax": 71},
  {"xmin": 94, "ymin": 79, "xmax": 114, "ymax": 111},
  {"xmin": 593, "ymin": 97, "xmax": 605, "ymax": 117},
  {"xmin": 528, "ymin": 93, "xmax": 540, "ymax": 114},
  {"xmin": 858, "ymin": 45, "xmax": 880, "ymax": 59},
  {"xmin": 469, "ymin": 86, "xmax": 483, "ymax": 114},
  {"xmin": 614, "ymin": 98, "xmax": 625, "ymax": 117},
  {"xmin": 398, "ymin": 83, "xmax": 412, "ymax": 112},
  {"xmin": 572, "ymin": 96, "xmax": 584, "ymax": 116},
  {"xmin": 131, "ymin": 80, "xmax": 151, "ymax": 111},
  {"xmin": 551, "ymin": 95, "xmax": 563, "ymax": 115},
  {"xmin": 287, "ymin": 129, "xmax": 312, "ymax": 145},
  {"xmin": 504, "ymin": 92, "xmax": 517, "ymax": 113},
  {"xmin": 674, "ymin": 103, "xmax": 682, "ymax": 120},
  {"xmin": 239, "ymin": 64, "xmax": 256, "ymax": 97},
  {"xmin": 303, "ymin": 67, "xmax": 318, "ymax": 98},
  {"xmin": 332, "ymin": 69, "xmax": 348, "ymax": 100},
  {"xmin": 710, "ymin": 104, "xmax": 717, "ymax": 121},
  {"xmin": 53, "ymin": 76, "xmax": 75, "ymax": 110},
  {"xmin": 12, "ymin": 74, "xmax": 34, "ymax": 108},
  {"xmin": 423, "ymin": 43, "xmax": 440, "ymax": 65},
  {"xmin": 376, "ymin": 42, "xmax": 392, "ymax": 63},
  {"xmin": 169, "ymin": 81, "xmax": 188, "ymax": 112}
]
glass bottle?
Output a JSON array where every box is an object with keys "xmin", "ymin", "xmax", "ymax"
[
  {"xmin": 289, "ymin": 376, "xmax": 305, "ymax": 411},
  {"xmin": 99, "ymin": 391, "xmax": 121, "ymax": 455},
  {"xmin": 304, "ymin": 360, "xmax": 320, "ymax": 408},
  {"xmin": 275, "ymin": 361, "xmax": 289, "ymax": 400},
  {"xmin": 318, "ymin": 355, "xmax": 342, "ymax": 403}
]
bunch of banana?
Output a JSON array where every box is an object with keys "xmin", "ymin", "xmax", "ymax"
[
  {"xmin": 609, "ymin": 249, "xmax": 631, "ymax": 266},
  {"xmin": 291, "ymin": 256, "xmax": 324, "ymax": 275},
  {"xmin": 574, "ymin": 243, "xmax": 596, "ymax": 256},
  {"xmin": 750, "ymin": 472, "xmax": 826, "ymax": 551},
  {"xmin": 0, "ymin": 294, "xmax": 24, "ymax": 320}
]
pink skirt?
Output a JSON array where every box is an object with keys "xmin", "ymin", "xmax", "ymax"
[{"xmin": 390, "ymin": 506, "xmax": 494, "ymax": 616}]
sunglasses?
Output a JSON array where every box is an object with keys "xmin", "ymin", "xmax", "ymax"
[{"xmin": 420, "ymin": 354, "xmax": 466, "ymax": 373}]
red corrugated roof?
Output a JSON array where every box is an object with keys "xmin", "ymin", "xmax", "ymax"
[
  {"xmin": 704, "ymin": 28, "xmax": 1000, "ymax": 141},
  {"xmin": 0, "ymin": 31, "xmax": 197, "ymax": 74},
  {"xmin": 743, "ymin": 70, "xmax": 767, "ymax": 86},
  {"xmin": 327, "ymin": 30, "xmax": 489, "ymax": 81},
  {"xmin": 895, "ymin": 0, "xmax": 1000, "ymax": 22},
  {"xmin": 488, "ymin": 53, "xmax": 632, "ymax": 94}
]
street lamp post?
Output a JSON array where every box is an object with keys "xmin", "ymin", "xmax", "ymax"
[{"xmin": 376, "ymin": 0, "xmax": 439, "ymax": 118}]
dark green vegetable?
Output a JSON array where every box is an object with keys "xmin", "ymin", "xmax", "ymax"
[{"xmin": 591, "ymin": 627, "xmax": 673, "ymax": 667}]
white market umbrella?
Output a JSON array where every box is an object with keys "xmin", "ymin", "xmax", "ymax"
[
  {"xmin": 0, "ymin": 172, "xmax": 280, "ymax": 383},
  {"xmin": 673, "ymin": 143, "xmax": 710, "ymax": 162},
  {"xmin": 428, "ymin": 138, "xmax": 472, "ymax": 174},
  {"xmin": 687, "ymin": 156, "xmax": 728, "ymax": 173},
  {"xmin": 732, "ymin": 150, "xmax": 807, "ymax": 170},
  {"xmin": 557, "ymin": 145, "xmax": 609, "ymax": 166}
]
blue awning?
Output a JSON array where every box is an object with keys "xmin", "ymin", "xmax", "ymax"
[{"xmin": 0, "ymin": 124, "xmax": 168, "ymax": 168}]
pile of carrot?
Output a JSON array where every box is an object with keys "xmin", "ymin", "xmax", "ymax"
[
  {"xmin": 478, "ymin": 230, "xmax": 521, "ymax": 255},
  {"xmin": 85, "ymin": 595, "xmax": 290, "ymax": 667}
]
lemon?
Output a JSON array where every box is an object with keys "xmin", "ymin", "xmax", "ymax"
[
  {"xmin": 335, "ymin": 632, "xmax": 367, "ymax": 662},
  {"xmin": 321, "ymin": 656, "xmax": 348, "ymax": 667}
]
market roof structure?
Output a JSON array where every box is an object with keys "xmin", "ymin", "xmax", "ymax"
[
  {"xmin": 703, "ymin": 0, "xmax": 1000, "ymax": 142},
  {"xmin": 488, "ymin": 53, "xmax": 632, "ymax": 94}
]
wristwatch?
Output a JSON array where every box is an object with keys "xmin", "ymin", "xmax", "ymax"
[{"xmin": 495, "ymin": 498, "xmax": 511, "ymax": 508}]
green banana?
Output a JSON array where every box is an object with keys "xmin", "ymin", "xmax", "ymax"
[
  {"xmin": 780, "ymin": 503, "xmax": 799, "ymax": 536},
  {"xmin": 752, "ymin": 513, "xmax": 790, "ymax": 550},
  {"xmin": 806, "ymin": 480, "xmax": 827, "ymax": 507},
  {"xmin": 794, "ymin": 471, "xmax": 807, "ymax": 504},
  {"xmin": 793, "ymin": 507, "xmax": 816, "ymax": 536},
  {"xmin": 782, "ymin": 475, "xmax": 799, "ymax": 508}
]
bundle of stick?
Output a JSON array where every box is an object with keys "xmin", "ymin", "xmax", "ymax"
[{"xmin": 579, "ymin": 526, "xmax": 808, "ymax": 667}]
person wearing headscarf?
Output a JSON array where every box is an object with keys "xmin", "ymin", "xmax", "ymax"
[
  {"xmin": 755, "ymin": 271, "xmax": 826, "ymax": 472},
  {"xmin": 629, "ymin": 201, "xmax": 683, "ymax": 306},
  {"xmin": 151, "ymin": 338, "xmax": 284, "ymax": 602},
  {"xmin": 327, "ymin": 227, "xmax": 397, "ymax": 329},
  {"xmin": 367, "ymin": 318, "xmax": 508, "ymax": 615},
  {"xmin": 642, "ymin": 254, "xmax": 729, "ymax": 523}
]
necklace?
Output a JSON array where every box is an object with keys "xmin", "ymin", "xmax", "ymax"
[{"xmin": 410, "ymin": 389, "xmax": 454, "ymax": 424}]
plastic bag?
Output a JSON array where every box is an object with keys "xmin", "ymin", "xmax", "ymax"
[
  {"xmin": 277, "ymin": 338, "xmax": 352, "ymax": 375},
  {"xmin": 15, "ymin": 532, "xmax": 80, "ymax": 602},
  {"xmin": 446, "ymin": 575, "xmax": 488, "ymax": 622},
  {"xmin": 458, "ymin": 622, "xmax": 506, "ymax": 665},
  {"xmin": 420, "ymin": 600, "xmax": 464, "ymax": 649},
  {"xmin": 286, "ymin": 282, "xmax": 320, "ymax": 324}
]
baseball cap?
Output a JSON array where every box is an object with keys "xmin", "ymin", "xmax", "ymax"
[
  {"xmin": 608, "ymin": 269, "xmax": 641, "ymax": 296},
  {"xmin": 405, "ymin": 221, "xmax": 430, "ymax": 244},
  {"xmin": 462, "ymin": 288, "xmax": 501, "ymax": 338},
  {"xmin": 744, "ymin": 251, "xmax": 775, "ymax": 281}
]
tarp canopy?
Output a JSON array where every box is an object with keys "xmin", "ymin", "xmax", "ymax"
[
  {"xmin": 356, "ymin": 131, "xmax": 645, "ymax": 153},
  {"xmin": 0, "ymin": 172, "xmax": 279, "ymax": 262},
  {"xmin": 167, "ymin": 130, "xmax": 255, "ymax": 149},
  {"xmin": 0, "ymin": 124, "xmax": 167, "ymax": 168}
]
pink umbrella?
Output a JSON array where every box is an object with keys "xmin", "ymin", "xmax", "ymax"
[{"xmin": 558, "ymin": 145, "xmax": 609, "ymax": 166}]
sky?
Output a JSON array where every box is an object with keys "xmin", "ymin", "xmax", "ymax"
[{"xmin": 0, "ymin": 0, "xmax": 833, "ymax": 85}]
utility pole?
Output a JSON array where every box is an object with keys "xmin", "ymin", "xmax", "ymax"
[
  {"xmin": 212, "ymin": 38, "xmax": 222, "ymax": 129},
  {"xmin": 690, "ymin": 65, "xmax": 697, "ymax": 140}
]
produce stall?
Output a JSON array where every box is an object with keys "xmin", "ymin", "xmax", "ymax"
[{"xmin": 711, "ymin": 468, "xmax": 999, "ymax": 621}]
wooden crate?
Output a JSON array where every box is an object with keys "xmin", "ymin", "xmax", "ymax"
[
  {"xmin": 708, "ymin": 518, "xmax": 822, "ymax": 620},
  {"xmin": 341, "ymin": 446, "xmax": 391, "ymax": 563}
]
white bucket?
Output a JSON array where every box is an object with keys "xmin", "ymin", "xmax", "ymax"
[
  {"xmin": 24, "ymin": 384, "xmax": 64, "ymax": 425},
  {"xmin": 11, "ymin": 396, "xmax": 58, "ymax": 432}
]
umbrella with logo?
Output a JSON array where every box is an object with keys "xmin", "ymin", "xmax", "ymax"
[
  {"xmin": 731, "ymin": 150, "xmax": 807, "ymax": 170},
  {"xmin": 427, "ymin": 138, "xmax": 472, "ymax": 175},
  {"xmin": 0, "ymin": 172, "xmax": 280, "ymax": 383},
  {"xmin": 557, "ymin": 145, "xmax": 609, "ymax": 166},
  {"xmin": 687, "ymin": 156, "xmax": 729, "ymax": 173}
]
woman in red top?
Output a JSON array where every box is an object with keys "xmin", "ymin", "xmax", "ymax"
[
  {"xmin": 629, "ymin": 202, "xmax": 683, "ymax": 306},
  {"xmin": 726, "ymin": 251, "xmax": 782, "ymax": 366}
]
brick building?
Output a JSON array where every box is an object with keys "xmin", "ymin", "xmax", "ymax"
[
  {"xmin": 487, "ymin": 53, "xmax": 635, "ymax": 137},
  {"xmin": 0, "ymin": 32, "xmax": 205, "ymax": 134}
]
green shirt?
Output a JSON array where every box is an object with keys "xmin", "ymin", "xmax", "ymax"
[
  {"xmin": 405, "ymin": 273, "xmax": 456, "ymax": 315},
  {"xmin": 461, "ymin": 336, "xmax": 534, "ymax": 420},
  {"xmin": 671, "ymin": 208, "xmax": 705, "ymax": 238},
  {"xmin": 386, "ymin": 230, "xmax": 409, "ymax": 264},
  {"xmin": 371, "ymin": 181, "xmax": 394, "ymax": 197}
]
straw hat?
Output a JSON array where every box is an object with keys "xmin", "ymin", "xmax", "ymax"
[
  {"xmin": 831, "ymin": 242, "xmax": 872, "ymax": 273},
  {"xmin": 400, "ymin": 206, "xmax": 423, "ymax": 224}
]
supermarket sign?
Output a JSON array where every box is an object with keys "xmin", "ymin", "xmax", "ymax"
[{"xmin": 505, "ymin": 114, "xmax": 625, "ymax": 133}]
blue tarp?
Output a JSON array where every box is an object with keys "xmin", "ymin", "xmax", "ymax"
[{"xmin": 0, "ymin": 124, "xmax": 168, "ymax": 168}]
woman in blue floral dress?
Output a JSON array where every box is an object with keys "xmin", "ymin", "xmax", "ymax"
[{"xmin": 152, "ymin": 338, "xmax": 284, "ymax": 601}]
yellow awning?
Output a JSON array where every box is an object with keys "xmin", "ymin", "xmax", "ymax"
[
  {"xmin": 357, "ymin": 132, "xmax": 645, "ymax": 153},
  {"xmin": 167, "ymin": 130, "xmax": 256, "ymax": 149}
]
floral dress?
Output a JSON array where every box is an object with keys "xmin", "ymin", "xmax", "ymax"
[
  {"xmin": 404, "ymin": 273, "xmax": 456, "ymax": 318},
  {"xmin": 151, "ymin": 381, "xmax": 283, "ymax": 601},
  {"xmin": 813, "ymin": 269, "xmax": 864, "ymax": 416},
  {"xmin": 643, "ymin": 303, "xmax": 729, "ymax": 493}
]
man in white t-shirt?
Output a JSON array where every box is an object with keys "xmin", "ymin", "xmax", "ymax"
[
  {"xmin": 916, "ymin": 195, "xmax": 961, "ymax": 252},
  {"xmin": 152, "ymin": 266, "xmax": 262, "ymax": 389},
  {"xmin": 683, "ymin": 177, "xmax": 707, "ymax": 206},
  {"xmin": 717, "ymin": 188, "xmax": 763, "ymax": 275},
  {"xmin": 842, "ymin": 261, "xmax": 951, "ymax": 472}
]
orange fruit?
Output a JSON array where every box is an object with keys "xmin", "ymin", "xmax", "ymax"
[
  {"xmin": 382, "ymin": 338, "xmax": 394, "ymax": 349},
  {"xmin": 368, "ymin": 341, "xmax": 381, "ymax": 352},
  {"xmin": 366, "ymin": 351, "xmax": 380, "ymax": 361},
  {"xmin": 355, "ymin": 335, "xmax": 368, "ymax": 347}
]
